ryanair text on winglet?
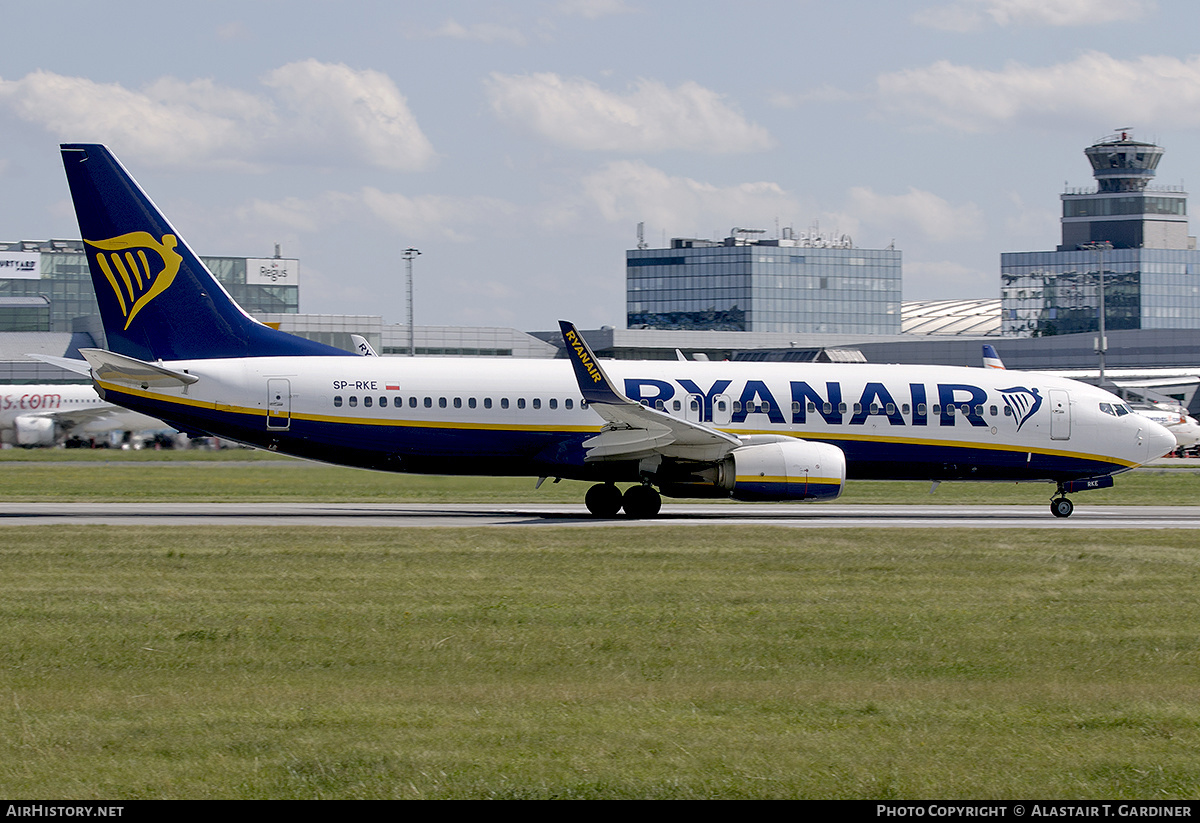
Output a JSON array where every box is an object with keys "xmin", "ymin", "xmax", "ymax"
[{"xmin": 565, "ymin": 329, "xmax": 603, "ymax": 384}]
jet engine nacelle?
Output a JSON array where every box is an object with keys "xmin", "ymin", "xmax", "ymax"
[
  {"xmin": 727, "ymin": 439, "xmax": 846, "ymax": 501},
  {"xmin": 15, "ymin": 415, "xmax": 57, "ymax": 446},
  {"xmin": 658, "ymin": 438, "xmax": 846, "ymax": 501}
]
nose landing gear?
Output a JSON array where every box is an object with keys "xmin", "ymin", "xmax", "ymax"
[{"xmin": 1050, "ymin": 495, "xmax": 1074, "ymax": 518}]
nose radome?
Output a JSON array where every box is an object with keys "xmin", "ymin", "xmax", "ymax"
[{"xmin": 1143, "ymin": 420, "xmax": 1177, "ymax": 462}]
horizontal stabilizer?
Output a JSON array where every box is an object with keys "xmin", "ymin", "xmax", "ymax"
[
  {"xmin": 26, "ymin": 353, "xmax": 93, "ymax": 376},
  {"xmin": 80, "ymin": 348, "xmax": 199, "ymax": 388}
]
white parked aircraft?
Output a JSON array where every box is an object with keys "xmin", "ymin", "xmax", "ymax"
[
  {"xmin": 0, "ymin": 381, "xmax": 165, "ymax": 446},
  {"xmin": 1130, "ymin": 403, "xmax": 1200, "ymax": 449},
  {"xmin": 59, "ymin": 144, "xmax": 1176, "ymax": 518},
  {"xmin": 982, "ymin": 345, "xmax": 1200, "ymax": 450}
]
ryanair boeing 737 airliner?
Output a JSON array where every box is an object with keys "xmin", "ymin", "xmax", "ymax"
[{"xmin": 59, "ymin": 144, "xmax": 1175, "ymax": 518}]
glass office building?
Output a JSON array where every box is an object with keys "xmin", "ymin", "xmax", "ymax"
[
  {"xmin": 0, "ymin": 240, "xmax": 300, "ymax": 333},
  {"xmin": 1002, "ymin": 133, "xmax": 1200, "ymax": 337},
  {"xmin": 627, "ymin": 229, "xmax": 902, "ymax": 334}
]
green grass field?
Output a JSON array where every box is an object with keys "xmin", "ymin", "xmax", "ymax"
[
  {"xmin": 2, "ymin": 453, "xmax": 1200, "ymax": 798},
  {"xmin": 4, "ymin": 525, "xmax": 1200, "ymax": 799}
]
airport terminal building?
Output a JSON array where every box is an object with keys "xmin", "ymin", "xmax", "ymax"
[
  {"xmin": 0, "ymin": 239, "xmax": 300, "ymax": 336},
  {"xmin": 626, "ymin": 227, "xmax": 901, "ymax": 335}
]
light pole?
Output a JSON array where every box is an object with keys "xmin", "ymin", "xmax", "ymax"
[
  {"xmin": 402, "ymin": 248, "xmax": 420, "ymax": 357},
  {"xmin": 1081, "ymin": 241, "xmax": 1112, "ymax": 385}
]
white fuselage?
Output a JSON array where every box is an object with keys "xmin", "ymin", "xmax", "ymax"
[{"xmin": 93, "ymin": 356, "xmax": 1176, "ymax": 484}]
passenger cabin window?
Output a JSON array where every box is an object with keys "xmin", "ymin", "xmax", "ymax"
[
  {"xmin": 349, "ymin": 396, "xmax": 358, "ymax": 408},
  {"xmin": 333, "ymin": 396, "xmax": 343, "ymax": 407}
]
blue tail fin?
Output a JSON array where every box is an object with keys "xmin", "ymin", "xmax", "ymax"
[
  {"xmin": 60, "ymin": 144, "xmax": 345, "ymax": 361},
  {"xmin": 982, "ymin": 344, "xmax": 1005, "ymax": 369}
]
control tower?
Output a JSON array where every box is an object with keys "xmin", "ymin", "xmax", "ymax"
[{"xmin": 1059, "ymin": 131, "xmax": 1190, "ymax": 250}]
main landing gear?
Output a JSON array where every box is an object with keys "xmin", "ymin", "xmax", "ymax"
[{"xmin": 585, "ymin": 482, "xmax": 662, "ymax": 519}]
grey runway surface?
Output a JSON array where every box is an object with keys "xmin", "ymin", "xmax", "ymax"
[{"xmin": 1, "ymin": 502, "xmax": 1199, "ymax": 528}]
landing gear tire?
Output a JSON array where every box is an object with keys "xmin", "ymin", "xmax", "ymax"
[
  {"xmin": 585, "ymin": 483, "xmax": 623, "ymax": 517},
  {"xmin": 1051, "ymin": 497, "xmax": 1074, "ymax": 518},
  {"xmin": 622, "ymin": 484, "xmax": 662, "ymax": 519}
]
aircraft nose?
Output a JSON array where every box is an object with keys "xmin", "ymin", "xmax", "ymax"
[{"xmin": 1143, "ymin": 419, "xmax": 1177, "ymax": 461}]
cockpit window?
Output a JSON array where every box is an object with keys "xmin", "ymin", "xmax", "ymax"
[{"xmin": 1100, "ymin": 402, "xmax": 1133, "ymax": 417}]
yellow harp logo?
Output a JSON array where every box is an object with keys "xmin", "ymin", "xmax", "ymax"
[{"xmin": 85, "ymin": 232, "xmax": 183, "ymax": 330}]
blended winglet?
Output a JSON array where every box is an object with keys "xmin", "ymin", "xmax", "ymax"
[{"xmin": 559, "ymin": 321, "xmax": 626, "ymax": 405}]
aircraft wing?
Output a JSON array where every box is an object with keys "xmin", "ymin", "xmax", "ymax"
[
  {"xmin": 28, "ymin": 404, "xmax": 134, "ymax": 430},
  {"xmin": 559, "ymin": 321, "xmax": 739, "ymax": 462}
]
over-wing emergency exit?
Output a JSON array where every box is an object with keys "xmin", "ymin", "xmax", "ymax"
[{"xmin": 59, "ymin": 144, "xmax": 1175, "ymax": 518}]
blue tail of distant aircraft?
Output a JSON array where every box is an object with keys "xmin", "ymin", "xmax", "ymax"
[
  {"xmin": 982, "ymin": 344, "xmax": 1006, "ymax": 369},
  {"xmin": 60, "ymin": 143, "xmax": 345, "ymax": 361}
]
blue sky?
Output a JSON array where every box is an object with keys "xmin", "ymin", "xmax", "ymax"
[{"xmin": 1, "ymin": 0, "xmax": 1197, "ymax": 331}]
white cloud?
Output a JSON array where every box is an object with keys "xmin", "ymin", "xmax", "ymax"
[
  {"xmin": 215, "ymin": 21, "xmax": 251, "ymax": 41},
  {"xmin": 360, "ymin": 188, "xmax": 518, "ymax": 241},
  {"xmin": 238, "ymin": 186, "xmax": 521, "ymax": 242},
  {"xmin": 235, "ymin": 192, "xmax": 358, "ymax": 234},
  {"xmin": 0, "ymin": 61, "xmax": 435, "ymax": 171},
  {"xmin": 580, "ymin": 160, "xmax": 797, "ymax": 231},
  {"xmin": 261, "ymin": 61, "xmax": 436, "ymax": 171},
  {"xmin": 555, "ymin": 0, "xmax": 639, "ymax": 19},
  {"xmin": 486, "ymin": 73, "xmax": 775, "ymax": 153},
  {"xmin": 913, "ymin": 0, "xmax": 1156, "ymax": 32},
  {"xmin": 424, "ymin": 18, "xmax": 527, "ymax": 46},
  {"xmin": 845, "ymin": 187, "xmax": 984, "ymax": 244},
  {"xmin": 0, "ymin": 71, "xmax": 262, "ymax": 168},
  {"xmin": 877, "ymin": 51, "xmax": 1200, "ymax": 132}
]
